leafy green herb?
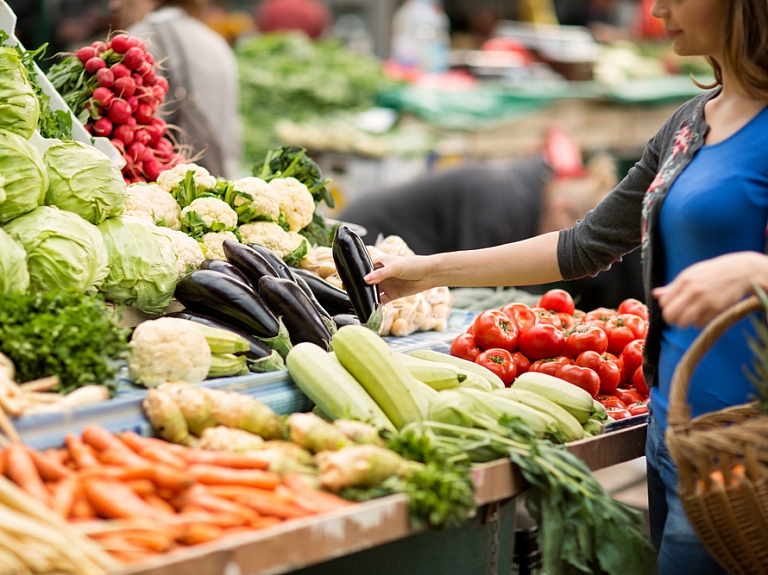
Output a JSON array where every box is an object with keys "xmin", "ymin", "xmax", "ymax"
[
  {"xmin": 0, "ymin": 31, "xmax": 74, "ymax": 140},
  {"xmin": 0, "ymin": 288, "xmax": 129, "ymax": 394},
  {"xmin": 406, "ymin": 420, "xmax": 657, "ymax": 575}
]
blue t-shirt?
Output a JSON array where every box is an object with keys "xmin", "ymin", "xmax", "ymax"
[{"xmin": 652, "ymin": 105, "xmax": 768, "ymax": 429}]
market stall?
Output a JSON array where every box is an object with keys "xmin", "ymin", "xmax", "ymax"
[{"xmin": 0, "ymin": 5, "xmax": 660, "ymax": 575}]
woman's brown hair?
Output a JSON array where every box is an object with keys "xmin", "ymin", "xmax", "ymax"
[{"xmin": 698, "ymin": 0, "xmax": 768, "ymax": 98}]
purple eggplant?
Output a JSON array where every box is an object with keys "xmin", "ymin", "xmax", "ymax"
[
  {"xmin": 332, "ymin": 225, "xmax": 381, "ymax": 331},
  {"xmin": 222, "ymin": 240, "xmax": 278, "ymax": 286},
  {"xmin": 200, "ymin": 259, "xmax": 253, "ymax": 289}
]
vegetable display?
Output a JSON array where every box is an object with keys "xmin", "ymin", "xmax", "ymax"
[
  {"xmin": 0, "ymin": 227, "xmax": 29, "ymax": 296},
  {"xmin": 47, "ymin": 34, "xmax": 185, "ymax": 184},
  {"xmin": 0, "ymin": 128, "xmax": 47, "ymax": 224},
  {"xmin": 449, "ymin": 290, "xmax": 651, "ymax": 414},
  {"xmin": 0, "ymin": 40, "xmax": 39, "ymax": 139}
]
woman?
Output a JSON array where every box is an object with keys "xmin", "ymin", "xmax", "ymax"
[
  {"xmin": 365, "ymin": 1, "xmax": 768, "ymax": 573},
  {"xmin": 109, "ymin": 0, "xmax": 242, "ymax": 179}
]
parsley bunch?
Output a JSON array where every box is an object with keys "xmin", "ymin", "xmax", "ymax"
[{"xmin": 0, "ymin": 289, "xmax": 129, "ymax": 394}]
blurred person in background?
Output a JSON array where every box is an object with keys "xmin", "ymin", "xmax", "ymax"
[
  {"xmin": 109, "ymin": 0, "xmax": 242, "ymax": 179},
  {"xmin": 254, "ymin": 0, "xmax": 331, "ymax": 39}
]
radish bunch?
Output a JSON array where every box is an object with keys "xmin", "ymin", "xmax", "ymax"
[{"xmin": 48, "ymin": 34, "xmax": 187, "ymax": 184}]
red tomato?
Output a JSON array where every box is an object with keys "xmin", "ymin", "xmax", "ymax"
[
  {"xmin": 529, "ymin": 356, "xmax": 572, "ymax": 376},
  {"xmin": 603, "ymin": 352, "xmax": 626, "ymax": 383},
  {"xmin": 618, "ymin": 298, "xmax": 649, "ymax": 321},
  {"xmin": 466, "ymin": 324, "xmax": 474, "ymax": 336},
  {"xmin": 605, "ymin": 314, "xmax": 647, "ymax": 355},
  {"xmin": 565, "ymin": 325, "xmax": 608, "ymax": 358},
  {"xmin": 530, "ymin": 307, "xmax": 564, "ymax": 328},
  {"xmin": 500, "ymin": 303, "xmax": 539, "ymax": 331},
  {"xmin": 595, "ymin": 395, "xmax": 626, "ymax": 409},
  {"xmin": 518, "ymin": 323, "xmax": 566, "ymax": 361},
  {"xmin": 537, "ymin": 289, "xmax": 576, "ymax": 315},
  {"xmin": 476, "ymin": 348, "xmax": 517, "ymax": 386},
  {"xmin": 450, "ymin": 333, "xmax": 482, "ymax": 362},
  {"xmin": 620, "ymin": 340, "xmax": 644, "ymax": 383},
  {"xmin": 573, "ymin": 310, "xmax": 586, "ymax": 321},
  {"xmin": 582, "ymin": 308, "xmax": 617, "ymax": 330},
  {"xmin": 617, "ymin": 388, "xmax": 646, "ymax": 406},
  {"xmin": 556, "ymin": 312, "xmax": 577, "ymax": 329},
  {"xmin": 556, "ymin": 364, "xmax": 600, "ymax": 397},
  {"xmin": 632, "ymin": 366, "xmax": 650, "ymax": 396},
  {"xmin": 575, "ymin": 350, "xmax": 622, "ymax": 395},
  {"xmin": 628, "ymin": 403, "xmax": 649, "ymax": 416},
  {"xmin": 509, "ymin": 351, "xmax": 531, "ymax": 376},
  {"xmin": 606, "ymin": 407, "xmax": 632, "ymax": 421},
  {"xmin": 473, "ymin": 310, "xmax": 519, "ymax": 352}
]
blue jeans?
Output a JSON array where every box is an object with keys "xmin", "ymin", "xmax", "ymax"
[{"xmin": 646, "ymin": 411, "xmax": 727, "ymax": 575}]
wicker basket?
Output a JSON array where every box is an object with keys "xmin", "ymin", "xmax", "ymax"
[{"xmin": 666, "ymin": 296, "xmax": 768, "ymax": 575}]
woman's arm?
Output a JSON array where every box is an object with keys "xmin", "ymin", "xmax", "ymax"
[
  {"xmin": 365, "ymin": 232, "xmax": 562, "ymax": 303},
  {"xmin": 652, "ymin": 252, "xmax": 768, "ymax": 328}
]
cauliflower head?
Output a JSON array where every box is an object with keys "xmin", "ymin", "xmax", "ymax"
[
  {"xmin": 238, "ymin": 222, "xmax": 309, "ymax": 265},
  {"xmin": 181, "ymin": 197, "xmax": 238, "ymax": 239},
  {"xmin": 201, "ymin": 230, "xmax": 239, "ymax": 260},
  {"xmin": 231, "ymin": 177, "xmax": 281, "ymax": 224},
  {"xmin": 156, "ymin": 163, "xmax": 217, "ymax": 195},
  {"xmin": 128, "ymin": 317, "xmax": 212, "ymax": 387},
  {"xmin": 126, "ymin": 183, "xmax": 182, "ymax": 230},
  {"xmin": 154, "ymin": 227, "xmax": 205, "ymax": 279},
  {"xmin": 270, "ymin": 177, "xmax": 315, "ymax": 232}
]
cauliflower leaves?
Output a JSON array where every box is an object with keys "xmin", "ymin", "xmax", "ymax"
[{"xmin": 181, "ymin": 197, "xmax": 238, "ymax": 240}]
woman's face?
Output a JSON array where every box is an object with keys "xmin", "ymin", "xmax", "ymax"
[
  {"xmin": 651, "ymin": 0, "xmax": 726, "ymax": 58},
  {"xmin": 109, "ymin": 0, "xmax": 158, "ymax": 30}
]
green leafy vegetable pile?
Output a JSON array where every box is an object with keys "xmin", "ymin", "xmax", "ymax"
[
  {"xmin": 0, "ymin": 288, "xmax": 129, "ymax": 393},
  {"xmin": 236, "ymin": 32, "xmax": 391, "ymax": 163}
]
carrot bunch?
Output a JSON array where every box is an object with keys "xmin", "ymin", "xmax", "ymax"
[{"xmin": 1, "ymin": 425, "xmax": 352, "ymax": 564}]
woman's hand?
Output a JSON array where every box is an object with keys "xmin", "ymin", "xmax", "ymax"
[
  {"xmin": 652, "ymin": 252, "xmax": 768, "ymax": 328},
  {"xmin": 364, "ymin": 253, "xmax": 436, "ymax": 303}
]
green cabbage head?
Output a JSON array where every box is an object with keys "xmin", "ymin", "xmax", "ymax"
[
  {"xmin": 4, "ymin": 206, "xmax": 109, "ymax": 293},
  {"xmin": 0, "ymin": 129, "xmax": 47, "ymax": 224},
  {"xmin": 0, "ymin": 226, "xmax": 29, "ymax": 295},
  {"xmin": 44, "ymin": 141, "xmax": 127, "ymax": 225},
  {"xmin": 0, "ymin": 47, "xmax": 39, "ymax": 139},
  {"xmin": 98, "ymin": 216, "xmax": 178, "ymax": 314}
]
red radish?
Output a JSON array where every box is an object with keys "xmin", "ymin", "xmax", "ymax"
[
  {"xmin": 141, "ymin": 146, "xmax": 156, "ymax": 163},
  {"xmin": 133, "ymin": 176, "xmax": 147, "ymax": 183},
  {"xmin": 133, "ymin": 128, "xmax": 152, "ymax": 146},
  {"xmin": 110, "ymin": 34, "xmax": 130, "ymax": 54},
  {"xmin": 131, "ymin": 72, "xmax": 144, "ymax": 86},
  {"xmin": 136, "ymin": 61, "xmax": 152, "ymax": 76},
  {"xmin": 85, "ymin": 56, "xmax": 106, "ymax": 74},
  {"xmin": 112, "ymin": 124, "xmax": 135, "ymax": 145},
  {"xmin": 133, "ymin": 103, "xmax": 154, "ymax": 124},
  {"xmin": 107, "ymin": 98, "xmax": 132, "ymax": 124},
  {"xmin": 145, "ymin": 118, "xmax": 166, "ymax": 142},
  {"xmin": 111, "ymin": 63, "xmax": 130, "ymax": 79},
  {"xmin": 113, "ymin": 76, "xmax": 136, "ymax": 98},
  {"xmin": 125, "ymin": 116, "xmax": 138, "ymax": 128},
  {"xmin": 93, "ymin": 87, "xmax": 114, "ymax": 107},
  {"xmin": 124, "ymin": 36, "xmax": 143, "ymax": 50},
  {"xmin": 135, "ymin": 85, "xmax": 153, "ymax": 101},
  {"xmin": 84, "ymin": 123, "xmax": 93, "ymax": 135},
  {"xmin": 144, "ymin": 159, "xmax": 164, "ymax": 181},
  {"xmin": 123, "ymin": 47, "xmax": 145, "ymax": 70},
  {"xmin": 144, "ymin": 52, "xmax": 155, "ymax": 65},
  {"xmin": 92, "ymin": 117, "xmax": 113, "ymax": 137},
  {"xmin": 154, "ymin": 76, "xmax": 169, "ymax": 94},
  {"xmin": 96, "ymin": 68, "xmax": 115, "ymax": 88},
  {"xmin": 131, "ymin": 160, "xmax": 145, "ymax": 177},
  {"xmin": 127, "ymin": 95, "xmax": 139, "ymax": 111},
  {"xmin": 142, "ymin": 68, "xmax": 157, "ymax": 86},
  {"xmin": 127, "ymin": 141, "xmax": 146, "ymax": 162},
  {"xmin": 91, "ymin": 41, "xmax": 108, "ymax": 54},
  {"xmin": 77, "ymin": 46, "xmax": 96, "ymax": 63}
]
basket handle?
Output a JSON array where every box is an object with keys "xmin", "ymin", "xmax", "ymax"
[{"xmin": 667, "ymin": 296, "xmax": 763, "ymax": 428}]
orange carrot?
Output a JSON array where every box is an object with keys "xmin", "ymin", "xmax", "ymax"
[
  {"xmin": 282, "ymin": 474, "xmax": 353, "ymax": 513},
  {"xmin": 92, "ymin": 529, "xmax": 175, "ymax": 553},
  {"xmin": 178, "ymin": 523, "xmax": 224, "ymax": 545},
  {"xmin": 231, "ymin": 491, "xmax": 312, "ymax": 519},
  {"xmin": 95, "ymin": 446, "xmax": 146, "ymax": 468},
  {"xmin": 65, "ymin": 435, "xmax": 99, "ymax": 469},
  {"xmin": 250, "ymin": 515, "xmax": 282, "ymax": 530},
  {"xmin": 5, "ymin": 444, "xmax": 51, "ymax": 506},
  {"xmin": 83, "ymin": 479, "xmax": 170, "ymax": 520},
  {"xmin": 173, "ymin": 487, "xmax": 257, "ymax": 523},
  {"xmin": 126, "ymin": 479, "xmax": 156, "ymax": 496},
  {"xmin": 206, "ymin": 485, "xmax": 293, "ymax": 503},
  {"xmin": 188, "ymin": 465, "xmax": 280, "ymax": 489},
  {"xmin": 45, "ymin": 448, "xmax": 69, "ymax": 465},
  {"xmin": 93, "ymin": 534, "xmax": 161, "ymax": 562},
  {"xmin": 143, "ymin": 493, "xmax": 177, "ymax": 515},
  {"xmin": 171, "ymin": 510, "xmax": 247, "ymax": 528},
  {"xmin": 117, "ymin": 430, "xmax": 153, "ymax": 452},
  {"xmin": 151, "ymin": 464, "xmax": 194, "ymax": 491},
  {"xmin": 71, "ymin": 484, "xmax": 96, "ymax": 520},
  {"xmin": 82, "ymin": 425, "xmax": 138, "ymax": 455},
  {"xmin": 139, "ymin": 445, "xmax": 187, "ymax": 469},
  {"xmin": 176, "ymin": 449, "xmax": 271, "ymax": 470},
  {"xmin": 50, "ymin": 476, "xmax": 79, "ymax": 517},
  {"xmin": 221, "ymin": 525, "xmax": 254, "ymax": 536},
  {"xmin": 0, "ymin": 449, "xmax": 5, "ymax": 476},
  {"xmin": 28, "ymin": 447, "xmax": 75, "ymax": 482}
]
